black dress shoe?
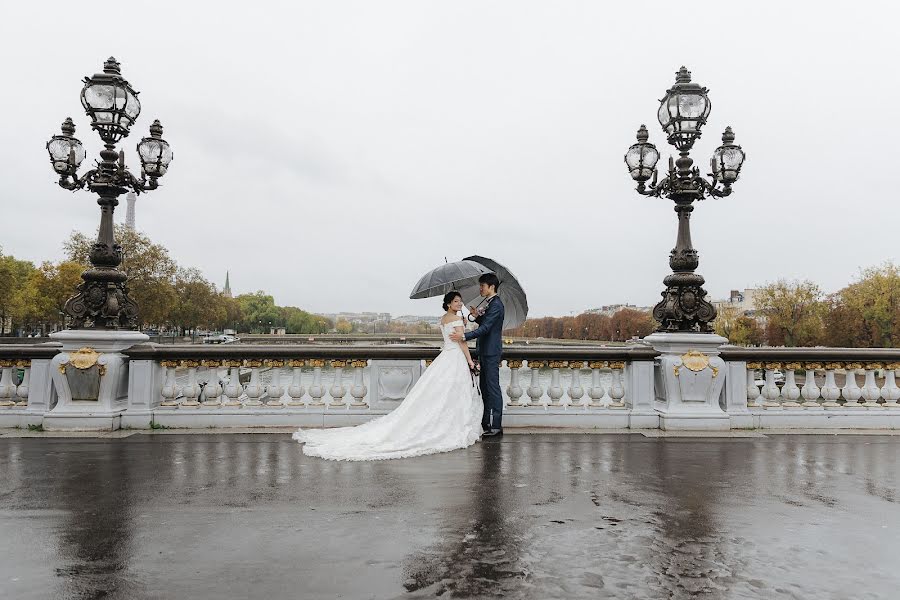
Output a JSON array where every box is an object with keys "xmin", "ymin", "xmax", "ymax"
[{"xmin": 482, "ymin": 429, "xmax": 503, "ymax": 437}]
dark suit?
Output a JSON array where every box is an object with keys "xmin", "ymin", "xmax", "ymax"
[{"xmin": 464, "ymin": 296, "xmax": 505, "ymax": 430}]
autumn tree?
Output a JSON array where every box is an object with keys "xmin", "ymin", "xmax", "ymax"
[
  {"xmin": 755, "ymin": 280, "xmax": 825, "ymax": 347},
  {"xmin": 825, "ymin": 263, "xmax": 900, "ymax": 347}
]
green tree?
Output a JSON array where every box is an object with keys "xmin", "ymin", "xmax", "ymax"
[
  {"xmin": 0, "ymin": 252, "xmax": 36, "ymax": 335},
  {"xmin": 21, "ymin": 261, "xmax": 85, "ymax": 333},
  {"xmin": 172, "ymin": 268, "xmax": 226, "ymax": 336},
  {"xmin": 755, "ymin": 279, "xmax": 825, "ymax": 347},
  {"xmin": 235, "ymin": 291, "xmax": 282, "ymax": 332}
]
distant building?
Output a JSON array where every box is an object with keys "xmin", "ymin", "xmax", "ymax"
[
  {"xmin": 223, "ymin": 271, "xmax": 232, "ymax": 298},
  {"xmin": 712, "ymin": 288, "xmax": 759, "ymax": 316},
  {"xmin": 317, "ymin": 312, "xmax": 391, "ymax": 325},
  {"xmin": 584, "ymin": 304, "xmax": 652, "ymax": 317},
  {"xmin": 393, "ymin": 315, "xmax": 442, "ymax": 326},
  {"xmin": 269, "ymin": 327, "xmax": 286, "ymax": 335}
]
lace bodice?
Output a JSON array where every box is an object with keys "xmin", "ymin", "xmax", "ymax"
[{"xmin": 440, "ymin": 319, "xmax": 465, "ymax": 351}]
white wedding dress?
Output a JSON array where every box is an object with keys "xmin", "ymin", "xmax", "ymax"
[{"xmin": 293, "ymin": 319, "xmax": 483, "ymax": 460}]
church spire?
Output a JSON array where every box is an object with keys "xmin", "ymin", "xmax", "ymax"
[{"xmin": 223, "ymin": 271, "xmax": 232, "ymax": 298}]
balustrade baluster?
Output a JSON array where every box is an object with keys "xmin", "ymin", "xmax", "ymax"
[
  {"xmin": 160, "ymin": 360, "xmax": 181, "ymax": 407},
  {"xmin": 821, "ymin": 363, "xmax": 842, "ymax": 409},
  {"xmin": 505, "ymin": 360, "xmax": 524, "ymax": 406},
  {"xmin": 841, "ymin": 363, "xmax": 863, "ymax": 408},
  {"xmin": 15, "ymin": 361, "xmax": 30, "ymax": 406},
  {"xmin": 548, "ymin": 361, "xmax": 566, "ymax": 406},
  {"xmin": 882, "ymin": 363, "xmax": 900, "ymax": 407},
  {"xmin": 567, "ymin": 361, "xmax": 585, "ymax": 409},
  {"xmin": 608, "ymin": 362, "xmax": 626, "ymax": 409},
  {"xmin": 243, "ymin": 360, "xmax": 264, "ymax": 407},
  {"xmin": 588, "ymin": 361, "xmax": 607, "ymax": 407},
  {"xmin": 181, "ymin": 361, "xmax": 201, "ymax": 408},
  {"xmin": 266, "ymin": 360, "xmax": 285, "ymax": 407},
  {"xmin": 746, "ymin": 362, "xmax": 762, "ymax": 408},
  {"xmin": 800, "ymin": 363, "xmax": 822, "ymax": 409},
  {"xmin": 329, "ymin": 360, "xmax": 347, "ymax": 407},
  {"xmin": 525, "ymin": 360, "xmax": 545, "ymax": 407},
  {"xmin": 308, "ymin": 360, "xmax": 326, "ymax": 406},
  {"xmin": 0, "ymin": 361, "xmax": 16, "ymax": 407},
  {"xmin": 350, "ymin": 360, "xmax": 369, "ymax": 407},
  {"xmin": 287, "ymin": 360, "xmax": 306, "ymax": 407},
  {"xmin": 223, "ymin": 361, "xmax": 243, "ymax": 408},
  {"xmin": 781, "ymin": 363, "xmax": 802, "ymax": 408},
  {"xmin": 201, "ymin": 360, "xmax": 222, "ymax": 407},
  {"xmin": 861, "ymin": 363, "xmax": 882, "ymax": 408},
  {"xmin": 762, "ymin": 363, "xmax": 782, "ymax": 408}
]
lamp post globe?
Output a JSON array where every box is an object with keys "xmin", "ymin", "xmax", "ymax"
[
  {"xmin": 80, "ymin": 57, "xmax": 141, "ymax": 144},
  {"xmin": 623, "ymin": 67, "xmax": 746, "ymax": 333},
  {"xmin": 46, "ymin": 117, "xmax": 85, "ymax": 177}
]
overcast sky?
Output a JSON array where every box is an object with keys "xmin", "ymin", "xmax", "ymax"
[{"xmin": 1, "ymin": 1, "xmax": 898, "ymax": 317}]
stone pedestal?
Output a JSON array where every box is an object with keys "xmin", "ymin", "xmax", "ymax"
[
  {"xmin": 644, "ymin": 332, "xmax": 729, "ymax": 431},
  {"xmin": 45, "ymin": 330, "xmax": 148, "ymax": 431}
]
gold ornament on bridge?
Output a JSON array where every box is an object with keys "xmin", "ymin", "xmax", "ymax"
[
  {"xmin": 804, "ymin": 362, "xmax": 823, "ymax": 370},
  {"xmin": 549, "ymin": 361, "xmax": 568, "ymax": 369},
  {"xmin": 680, "ymin": 351, "xmax": 710, "ymax": 372},
  {"xmin": 288, "ymin": 359, "xmax": 306, "ymax": 368},
  {"xmin": 350, "ymin": 360, "xmax": 368, "ymax": 369},
  {"xmin": 588, "ymin": 361, "xmax": 608, "ymax": 370},
  {"xmin": 506, "ymin": 360, "xmax": 523, "ymax": 369},
  {"xmin": 70, "ymin": 347, "xmax": 101, "ymax": 370},
  {"xmin": 609, "ymin": 361, "xmax": 626, "ymax": 370},
  {"xmin": 784, "ymin": 362, "xmax": 802, "ymax": 371}
]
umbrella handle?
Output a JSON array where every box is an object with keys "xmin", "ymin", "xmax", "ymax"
[{"xmin": 467, "ymin": 296, "xmax": 489, "ymax": 322}]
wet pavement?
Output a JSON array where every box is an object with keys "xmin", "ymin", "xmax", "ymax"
[{"xmin": 1, "ymin": 433, "xmax": 899, "ymax": 600}]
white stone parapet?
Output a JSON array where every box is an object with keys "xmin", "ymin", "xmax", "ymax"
[{"xmin": 3, "ymin": 340, "xmax": 900, "ymax": 431}]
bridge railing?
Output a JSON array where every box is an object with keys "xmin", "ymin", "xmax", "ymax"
[
  {"xmin": 0, "ymin": 343, "xmax": 61, "ymax": 426},
  {"xmin": 719, "ymin": 348, "xmax": 900, "ymax": 418},
  {"xmin": 119, "ymin": 343, "xmax": 660, "ymax": 429},
  {"xmin": 3, "ymin": 342, "xmax": 900, "ymax": 430}
]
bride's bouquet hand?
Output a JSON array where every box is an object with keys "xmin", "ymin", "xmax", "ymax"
[{"xmin": 469, "ymin": 360, "xmax": 480, "ymax": 375}]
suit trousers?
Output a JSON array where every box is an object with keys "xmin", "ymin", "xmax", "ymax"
[{"xmin": 479, "ymin": 355, "xmax": 503, "ymax": 430}]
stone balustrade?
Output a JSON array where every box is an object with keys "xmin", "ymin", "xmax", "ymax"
[
  {"xmin": 719, "ymin": 347, "xmax": 900, "ymax": 429},
  {"xmin": 118, "ymin": 344, "xmax": 659, "ymax": 429},
  {"xmin": 0, "ymin": 343, "xmax": 61, "ymax": 427},
  {"xmin": 3, "ymin": 341, "xmax": 900, "ymax": 431}
]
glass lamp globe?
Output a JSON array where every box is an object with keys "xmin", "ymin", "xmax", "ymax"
[
  {"xmin": 46, "ymin": 117, "xmax": 85, "ymax": 175},
  {"xmin": 80, "ymin": 57, "xmax": 141, "ymax": 143},
  {"xmin": 657, "ymin": 66, "xmax": 711, "ymax": 151},
  {"xmin": 137, "ymin": 120, "xmax": 173, "ymax": 177},
  {"xmin": 711, "ymin": 127, "xmax": 745, "ymax": 184},
  {"xmin": 624, "ymin": 124, "xmax": 660, "ymax": 182}
]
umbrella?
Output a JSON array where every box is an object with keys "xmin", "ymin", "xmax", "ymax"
[
  {"xmin": 409, "ymin": 259, "xmax": 494, "ymax": 299},
  {"xmin": 460, "ymin": 255, "xmax": 528, "ymax": 331}
]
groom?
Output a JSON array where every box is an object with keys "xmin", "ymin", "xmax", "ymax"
[{"xmin": 450, "ymin": 273, "xmax": 505, "ymax": 437}]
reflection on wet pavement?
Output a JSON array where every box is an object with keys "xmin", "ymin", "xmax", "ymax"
[{"xmin": 1, "ymin": 434, "xmax": 898, "ymax": 599}]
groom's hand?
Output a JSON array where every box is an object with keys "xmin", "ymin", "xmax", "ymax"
[
  {"xmin": 449, "ymin": 331, "xmax": 464, "ymax": 342},
  {"xmin": 468, "ymin": 305, "xmax": 479, "ymax": 316}
]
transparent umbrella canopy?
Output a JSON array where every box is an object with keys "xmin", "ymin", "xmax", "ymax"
[{"xmin": 409, "ymin": 260, "xmax": 494, "ymax": 300}]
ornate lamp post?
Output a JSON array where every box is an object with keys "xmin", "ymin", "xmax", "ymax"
[
  {"xmin": 46, "ymin": 57, "xmax": 173, "ymax": 329},
  {"xmin": 624, "ymin": 66, "xmax": 745, "ymax": 333}
]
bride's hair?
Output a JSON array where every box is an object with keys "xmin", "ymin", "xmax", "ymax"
[{"xmin": 442, "ymin": 291, "xmax": 462, "ymax": 311}]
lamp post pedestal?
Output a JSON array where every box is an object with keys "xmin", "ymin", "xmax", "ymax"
[
  {"xmin": 44, "ymin": 329, "xmax": 147, "ymax": 431},
  {"xmin": 643, "ymin": 332, "xmax": 729, "ymax": 430}
]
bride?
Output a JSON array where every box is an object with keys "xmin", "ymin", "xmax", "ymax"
[{"xmin": 293, "ymin": 291, "xmax": 483, "ymax": 460}]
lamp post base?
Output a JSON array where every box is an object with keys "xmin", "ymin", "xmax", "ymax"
[
  {"xmin": 643, "ymin": 332, "xmax": 729, "ymax": 431},
  {"xmin": 46, "ymin": 329, "xmax": 147, "ymax": 431}
]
